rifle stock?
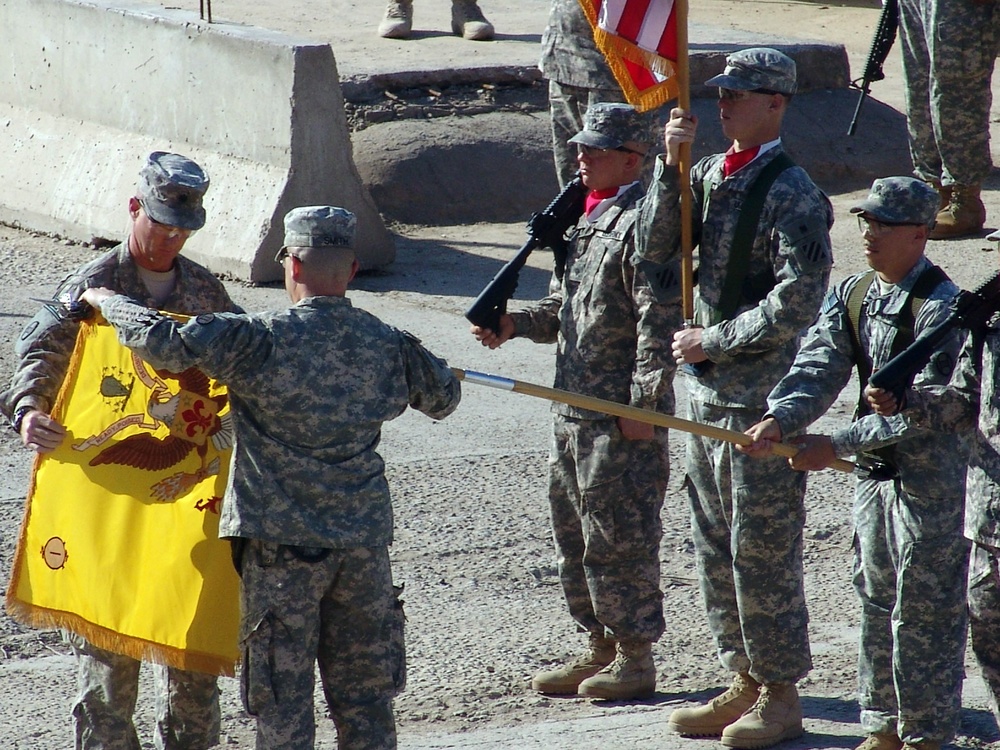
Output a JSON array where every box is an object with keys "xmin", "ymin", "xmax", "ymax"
[
  {"xmin": 465, "ymin": 176, "xmax": 586, "ymax": 332},
  {"xmin": 869, "ymin": 271, "xmax": 1000, "ymax": 394}
]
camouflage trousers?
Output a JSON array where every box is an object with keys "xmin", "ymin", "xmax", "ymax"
[
  {"xmin": 968, "ymin": 543, "xmax": 1000, "ymax": 730},
  {"xmin": 852, "ymin": 477, "xmax": 969, "ymax": 745},
  {"xmin": 684, "ymin": 397, "xmax": 812, "ymax": 684},
  {"xmin": 899, "ymin": 0, "xmax": 1000, "ymax": 185},
  {"xmin": 548, "ymin": 415, "xmax": 670, "ymax": 643},
  {"xmin": 238, "ymin": 540, "xmax": 403, "ymax": 750},
  {"xmin": 66, "ymin": 632, "xmax": 220, "ymax": 750}
]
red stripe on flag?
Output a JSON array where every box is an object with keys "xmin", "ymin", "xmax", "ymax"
[
  {"xmin": 623, "ymin": 56, "xmax": 657, "ymax": 91},
  {"xmin": 656, "ymin": 2, "xmax": 678, "ymax": 61},
  {"xmin": 615, "ymin": 0, "xmax": 653, "ymax": 43}
]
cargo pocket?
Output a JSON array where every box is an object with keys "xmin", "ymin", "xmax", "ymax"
[
  {"xmin": 240, "ymin": 612, "xmax": 276, "ymax": 718},
  {"xmin": 388, "ymin": 584, "xmax": 407, "ymax": 695}
]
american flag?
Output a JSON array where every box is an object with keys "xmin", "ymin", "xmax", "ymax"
[{"xmin": 581, "ymin": 0, "xmax": 681, "ymax": 111}]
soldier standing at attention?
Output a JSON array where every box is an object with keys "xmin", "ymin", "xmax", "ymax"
[
  {"xmin": 743, "ymin": 177, "xmax": 970, "ymax": 750},
  {"xmin": 636, "ymin": 48, "xmax": 833, "ymax": 749},
  {"xmin": 1, "ymin": 151, "xmax": 235, "ymax": 750},
  {"xmin": 83, "ymin": 206, "xmax": 462, "ymax": 750},
  {"xmin": 472, "ymin": 103, "xmax": 681, "ymax": 702}
]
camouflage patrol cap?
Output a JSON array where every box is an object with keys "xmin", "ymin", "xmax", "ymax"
[
  {"xmin": 567, "ymin": 102, "xmax": 651, "ymax": 153},
  {"xmin": 850, "ymin": 177, "xmax": 939, "ymax": 227},
  {"xmin": 137, "ymin": 152, "xmax": 209, "ymax": 230},
  {"xmin": 705, "ymin": 47, "xmax": 797, "ymax": 95},
  {"xmin": 282, "ymin": 206, "xmax": 356, "ymax": 249}
]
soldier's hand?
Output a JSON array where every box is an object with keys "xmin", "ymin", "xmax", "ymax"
[
  {"xmin": 617, "ymin": 416, "xmax": 654, "ymax": 441},
  {"xmin": 864, "ymin": 385, "xmax": 901, "ymax": 416},
  {"xmin": 81, "ymin": 287, "xmax": 115, "ymax": 311},
  {"xmin": 672, "ymin": 327, "xmax": 708, "ymax": 365},
  {"xmin": 470, "ymin": 315, "xmax": 515, "ymax": 350},
  {"xmin": 787, "ymin": 434, "xmax": 836, "ymax": 472},
  {"xmin": 20, "ymin": 410, "xmax": 66, "ymax": 453},
  {"xmin": 664, "ymin": 108, "xmax": 697, "ymax": 167},
  {"xmin": 738, "ymin": 417, "xmax": 782, "ymax": 458}
]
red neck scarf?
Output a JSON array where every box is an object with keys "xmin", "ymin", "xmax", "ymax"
[
  {"xmin": 584, "ymin": 187, "xmax": 621, "ymax": 216},
  {"xmin": 722, "ymin": 145, "xmax": 761, "ymax": 178}
]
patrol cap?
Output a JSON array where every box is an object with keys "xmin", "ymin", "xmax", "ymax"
[
  {"xmin": 137, "ymin": 152, "xmax": 209, "ymax": 230},
  {"xmin": 282, "ymin": 206, "xmax": 356, "ymax": 249},
  {"xmin": 567, "ymin": 102, "xmax": 651, "ymax": 153},
  {"xmin": 705, "ymin": 47, "xmax": 798, "ymax": 95},
  {"xmin": 849, "ymin": 177, "xmax": 939, "ymax": 227}
]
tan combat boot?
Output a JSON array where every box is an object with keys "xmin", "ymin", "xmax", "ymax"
[
  {"xmin": 668, "ymin": 672, "xmax": 760, "ymax": 737},
  {"xmin": 378, "ymin": 0, "xmax": 413, "ymax": 39},
  {"xmin": 929, "ymin": 180, "xmax": 951, "ymax": 211},
  {"xmin": 450, "ymin": 0, "xmax": 494, "ymax": 41},
  {"xmin": 902, "ymin": 744, "xmax": 940, "ymax": 750},
  {"xmin": 577, "ymin": 640, "xmax": 656, "ymax": 700},
  {"xmin": 855, "ymin": 733, "xmax": 902, "ymax": 750},
  {"xmin": 929, "ymin": 183, "xmax": 986, "ymax": 240},
  {"xmin": 531, "ymin": 633, "xmax": 615, "ymax": 695},
  {"xmin": 720, "ymin": 681, "xmax": 803, "ymax": 749}
]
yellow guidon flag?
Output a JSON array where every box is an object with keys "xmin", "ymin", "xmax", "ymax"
[{"xmin": 5, "ymin": 318, "xmax": 240, "ymax": 676}]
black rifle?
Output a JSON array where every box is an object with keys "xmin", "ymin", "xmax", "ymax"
[
  {"xmin": 868, "ymin": 271, "xmax": 1000, "ymax": 399},
  {"xmin": 848, "ymin": 0, "xmax": 899, "ymax": 136},
  {"xmin": 465, "ymin": 175, "xmax": 587, "ymax": 333}
]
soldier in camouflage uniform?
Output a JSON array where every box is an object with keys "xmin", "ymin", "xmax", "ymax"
[
  {"xmin": 0, "ymin": 152, "xmax": 233, "ymax": 750},
  {"xmin": 744, "ymin": 177, "xmax": 970, "ymax": 750},
  {"xmin": 634, "ymin": 48, "xmax": 833, "ymax": 749},
  {"xmin": 84, "ymin": 205, "xmax": 461, "ymax": 750},
  {"xmin": 898, "ymin": 0, "xmax": 1000, "ymax": 238},
  {"xmin": 539, "ymin": 0, "xmax": 624, "ymax": 188},
  {"xmin": 866, "ymin": 228, "xmax": 1000, "ymax": 742},
  {"xmin": 471, "ymin": 103, "xmax": 681, "ymax": 701}
]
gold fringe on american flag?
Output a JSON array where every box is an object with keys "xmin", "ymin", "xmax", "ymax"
[{"xmin": 5, "ymin": 319, "xmax": 240, "ymax": 675}]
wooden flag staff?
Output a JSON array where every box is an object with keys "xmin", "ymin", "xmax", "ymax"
[{"xmin": 453, "ymin": 368, "xmax": 857, "ymax": 475}]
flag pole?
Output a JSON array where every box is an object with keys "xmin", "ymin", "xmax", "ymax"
[
  {"xmin": 675, "ymin": 0, "xmax": 695, "ymax": 324},
  {"xmin": 452, "ymin": 368, "xmax": 857, "ymax": 475}
]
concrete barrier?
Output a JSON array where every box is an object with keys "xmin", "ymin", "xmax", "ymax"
[{"xmin": 0, "ymin": 0, "xmax": 393, "ymax": 282}]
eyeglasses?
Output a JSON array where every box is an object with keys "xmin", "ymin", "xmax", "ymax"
[
  {"xmin": 856, "ymin": 215, "xmax": 923, "ymax": 237},
  {"xmin": 718, "ymin": 88, "xmax": 784, "ymax": 101},
  {"xmin": 274, "ymin": 247, "xmax": 304, "ymax": 264},
  {"xmin": 576, "ymin": 144, "xmax": 645, "ymax": 157}
]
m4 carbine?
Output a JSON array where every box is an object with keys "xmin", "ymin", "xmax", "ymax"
[
  {"xmin": 868, "ymin": 271, "xmax": 1000, "ymax": 399},
  {"xmin": 464, "ymin": 176, "xmax": 587, "ymax": 333},
  {"xmin": 848, "ymin": 0, "xmax": 898, "ymax": 136}
]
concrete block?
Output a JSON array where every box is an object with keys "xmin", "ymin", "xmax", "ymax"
[{"xmin": 0, "ymin": 0, "xmax": 393, "ymax": 282}]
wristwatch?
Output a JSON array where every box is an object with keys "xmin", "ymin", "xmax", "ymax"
[{"xmin": 11, "ymin": 405, "xmax": 33, "ymax": 434}]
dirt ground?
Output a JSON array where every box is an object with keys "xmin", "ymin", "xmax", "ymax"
[{"xmin": 5, "ymin": 0, "xmax": 1000, "ymax": 748}]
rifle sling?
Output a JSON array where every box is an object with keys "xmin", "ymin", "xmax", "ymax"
[
  {"xmin": 712, "ymin": 152, "xmax": 795, "ymax": 321},
  {"xmin": 845, "ymin": 263, "xmax": 949, "ymax": 471}
]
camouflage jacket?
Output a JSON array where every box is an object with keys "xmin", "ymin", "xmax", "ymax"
[
  {"xmin": 903, "ymin": 320, "xmax": 1000, "ymax": 546},
  {"xmin": 1, "ymin": 241, "xmax": 236, "ymax": 421},
  {"xmin": 539, "ymin": 0, "xmax": 617, "ymax": 89},
  {"xmin": 636, "ymin": 148, "xmax": 834, "ymax": 409},
  {"xmin": 766, "ymin": 258, "xmax": 967, "ymax": 499},
  {"xmin": 98, "ymin": 293, "xmax": 462, "ymax": 548},
  {"xmin": 510, "ymin": 181, "xmax": 681, "ymax": 419}
]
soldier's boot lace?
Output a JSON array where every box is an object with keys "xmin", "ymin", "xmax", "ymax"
[
  {"xmin": 530, "ymin": 633, "xmax": 616, "ymax": 695},
  {"xmin": 855, "ymin": 733, "xmax": 903, "ymax": 750},
  {"xmin": 668, "ymin": 672, "xmax": 761, "ymax": 737},
  {"xmin": 577, "ymin": 639, "xmax": 656, "ymax": 700},
  {"xmin": 930, "ymin": 183, "xmax": 986, "ymax": 240},
  {"xmin": 720, "ymin": 681, "xmax": 803, "ymax": 749},
  {"xmin": 378, "ymin": 0, "xmax": 413, "ymax": 39},
  {"xmin": 450, "ymin": 0, "xmax": 494, "ymax": 40}
]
